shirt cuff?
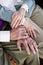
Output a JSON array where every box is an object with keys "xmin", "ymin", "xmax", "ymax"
[
  {"xmin": 0, "ymin": 31, "xmax": 10, "ymax": 42},
  {"xmin": 21, "ymin": 4, "xmax": 29, "ymax": 12}
]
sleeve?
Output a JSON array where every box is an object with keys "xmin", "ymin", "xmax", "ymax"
[
  {"xmin": 0, "ymin": 5, "xmax": 13, "ymax": 22},
  {"xmin": 21, "ymin": 0, "xmax": 35, "ymax": 14},
  {"xmin": 0, "ymin": 31, "xmax": 10, "ymax": 42}
]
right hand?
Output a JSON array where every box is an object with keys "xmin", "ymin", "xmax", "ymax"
[
  {"xmin": 17, "ymin": 37, "xmax": 38, "ymax": 55},
  {"xmin": 10, "ymin": 25, "xmax": 28, "ymax": 40},
  {"xmin": 11, "ymin": 8, "xmax": 26, "ymax": 28}
]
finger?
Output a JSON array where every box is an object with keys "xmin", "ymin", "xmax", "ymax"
[
  {"xmin": 15, "ymin": 17, "xmax": 22, "ymax": 28},
  {"xmin": 34, "ymin": 27, "xmax": 40, "ymax": 34},
  {"xmin": 11, "ymin": 13, "xmax": 17, "ymax": 25},
  {"xmin": 33, "ymin": 42, "xmax": 38, "ymax": 52},
  {"xmin": 32, "ymin": 30, "xmax": 36, "ymax": 38},
  {"xmin": 12, "ymin": 12, "xmax": 17, "ymax": 19},
  {"xmin": 11, "ymin": 15, "xmax": 17, "ymax": 28},
  {"xmin": 11, "ymin": 15, "xmax": 18, "ymax": 28},
  {"xmin": 19, "ymin": 19, "xmax": 23, "ymax": 25},
  {"xmin": 12, "ymin": 16, "xmax": 19, "ymax": 28},
  {"xmin": 28, "ymin": 38, "xmax": 36, "ymax": 54},
  {"xmin": 12, "ymin": 15, "xmax": 18, "ymax": 26},
  {"xmin": 30, "ymin": 30, "xmax": 33, "ymax": 38},
  {"xmin": 17, "ymin": 40, "xmax": 22, "ymax": 51},
  {"xmin": 29, "ymin": 43, "xmax": 36, "ymax": 54},
  {"xmin": 23, "ymin": 40, "xmax": 30, "ymax": 55}
]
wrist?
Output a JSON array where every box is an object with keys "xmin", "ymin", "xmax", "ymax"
[
  {"xmin": 19, "ymin": 8, "xmax": 26, "ymax": 16},
  {"xmin": 19, "ymin": 8, "xmax": 26, "ymax": 13},
  {"xmin": 22, "ymin": 18, "xmax": 29, "ymax": 29},
  {"xmin": 21, "ymin": 4, "xmax": 29, "ymax": 12},
  {"xmin": 10, "ymin": 30, "xmax": 18, "ymax": 40}
]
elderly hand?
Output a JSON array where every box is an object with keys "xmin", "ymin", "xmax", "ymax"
[
  {"xmin": 17, "ymin": 37, "xmax": 38, "ymax": 55},
  {"xmin": 23, "ymin": 18, "xmax": 40, "ymax": 38},
  {"xmin": 10, "ymin": 25, "xmax": 28, "ymax": 40},
  {"xmin": 11, "ymin": 8, "xmax": 26, "ymax": 28}
]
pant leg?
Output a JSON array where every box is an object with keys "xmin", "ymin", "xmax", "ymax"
[
  {"xmin": 30, "ymin": 5, "xmax": 43, "ymax": 59},
  {"xmin": 3, "ymin": 41, "xmax": 40, "ymax": 65},
  {"xmin": 30, "ymin": 5, "xmax": 43, "ymax": 43},
  {"xmin": 0, "ymin": 44, "xmax": 3, "ymax": 65},
  {"xmin": 31, "ymin": 5, "xmax": 43, "ymax": 29},
  {"xmin": 25, "ymin": 17, "xmax": 43, "ymax": 43},
  {"xmin": 38, "ymin": 42, "xmax": 43, "ymax": 59},
  {"xmin": 25, "ymin": 5, "xmax": 43, "ymax": 59},
  {"xmin": 0, "ymin": 43, "xmax": 4, "ymax": 65},
  {"xmin": 25, "ymin": 17, "xmax": 43, "ymax": 59}
]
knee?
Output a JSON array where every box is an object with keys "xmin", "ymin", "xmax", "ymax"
[{"xmin": 24, "ymin": 53, "xmax": 39, "ymax": 65}]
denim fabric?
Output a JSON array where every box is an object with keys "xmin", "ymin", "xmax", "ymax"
[{"xmin": 0, "ymin": 0, "xmax": 35, "ymax": 22}]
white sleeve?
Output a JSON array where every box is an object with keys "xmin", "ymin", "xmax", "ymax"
[
  {"xmin": 21, "ymin": 4, "xmax": 29, "ymax": 12},
  {"xmin": 0, "ymin": 31, "xmax": 10, "ymax": 42}
]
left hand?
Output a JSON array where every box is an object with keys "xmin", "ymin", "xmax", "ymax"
[
  {"xmin": 10, "ymin": 25, "xmax": 28, "ymax": 40},
  {"xmin": 23, "ymin": 19, "xmax": 40, "ymax": 38},
  {"xmin": 11, "ymin": 8, "xmax": 26, "ymax": 28}
]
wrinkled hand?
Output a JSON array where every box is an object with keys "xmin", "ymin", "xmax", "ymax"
[
  {"xmin": 10, "ymin": 25, "xmax": 28, "ymax": 40},
  {"xmin": 17, "ymin": 37, "xmax": 38, "ymax": 55},
  {"xmin": 11, "ymin": 8, "xmax": 26, "ymax": 28},
  {"xmin": 23, "ymin": 19, "xmax": 40, "ymax": 38},
  {"xmin": 27, "ymin": 24, "xmax": 40, "ymax": 38}
]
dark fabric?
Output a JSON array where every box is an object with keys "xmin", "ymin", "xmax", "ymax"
[
  {"xmin": 0, "ymin": 19, "xmax": 5, "ymax": 30},
  {"xmin": 40, "ymin": 58, "xmax": 43, "ymax": 65},
  {"xmin": 0, "ymin": 19, "xmax": 11, "ymax": 30},
  {"xmin": 35, "ymin": 0, "xmax": 43, "ymax": 9},
  {"xmin": 15, "ymin": 5, "xmax": 21, "ymax": 11}
]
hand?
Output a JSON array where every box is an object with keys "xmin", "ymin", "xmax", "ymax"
[
  {"xmin": 23, "ymin": 19, "xmax": 40, "ymax": 38},
  {"xmin": 17, "ymin": 37, "xmax": 38, "ymax": 55},
  {"xmin": 11, "ymin": 8, "xmax": 26, "ymax": 28},
  {"xmin": 10, "ymin": 25, "xmax": 28, "ymax": 40}
]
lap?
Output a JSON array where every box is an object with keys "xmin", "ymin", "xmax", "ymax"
[
  {"xmin": 0, "ymin": 41, "xmax": 39, "ymax": 65},
  {"xmin": 38, "ymin": 42, "xmax": 43, "ymax": 59}
]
